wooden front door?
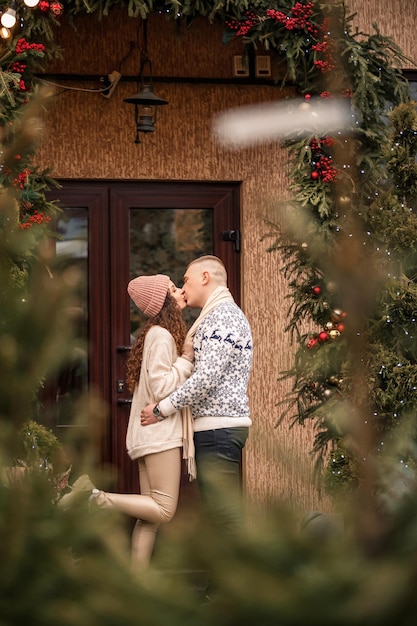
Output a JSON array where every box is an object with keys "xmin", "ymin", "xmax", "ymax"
[{"xmin": 46, "ymin": 180, "xmax": 242, "ymax": 494}]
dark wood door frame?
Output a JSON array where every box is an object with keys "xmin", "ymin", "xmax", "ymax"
[
  {"xmin": 109, "ymin": 181, "xmax": 241, "ymax": 492},
  {"xmin": 47, "ymin": 180, "xmax": 242, "ymax": 492}
]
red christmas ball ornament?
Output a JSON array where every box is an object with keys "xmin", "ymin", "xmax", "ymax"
[
  {"xmin": 337, "ymin": 323, "xmax": 345, "ymax": 332},
  {"xmin": 311, "ymin": 170, "xmax": 320, "ymax": 180},
  {"xmin": 300, "ymin": 94, "xmax": 312, "ymax": 111},
  {"xmin": 307, "ymin": 337, "xmax": 319, "ymax": 349},
  {"xmin": 312, "ymin": 285, "xmax": 321, "ymax": 295},
  {"xmin": 50, "ymin": 1, "xmax": 63, "ymax": 16},
  {"xmin": 39, "ymin": 1, "xmax": 50, "ymax": 12},
  {"xmin": 318, "ymin": 331, "xmax": 329, "ymax": 342}
]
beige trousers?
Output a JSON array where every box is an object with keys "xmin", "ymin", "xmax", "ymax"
[{"xmin": 103, "ymin": 447, "xmax": 181, "ymax": 568}]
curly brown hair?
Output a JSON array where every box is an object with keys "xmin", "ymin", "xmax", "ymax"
[{"xmin": 126, "ymin": 293, "xmax": 187, "ymax": 392}]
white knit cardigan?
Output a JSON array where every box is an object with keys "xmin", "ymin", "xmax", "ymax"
[{"xmin": 125, "ymin": 325, "xmax": 193, "ymax": 460}]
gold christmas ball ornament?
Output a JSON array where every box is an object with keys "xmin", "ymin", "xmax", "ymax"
[
  {"xmin": 330, "ymin": 308, "xmax": 344, "ymax": 323},
  {"xmin": 323, "ymin": 388, "xmax": 333, "ymax": 399},
  {"xmin": 328, "ymin": 375, "xmax": 340, "ymax": 386},
  {"xmin": 325, "ymin": 321, "xmax": 335, "ymax": 330},
  {"xmin": 329, "ymin": 329, "xmax": 341, "ymax": 340}
]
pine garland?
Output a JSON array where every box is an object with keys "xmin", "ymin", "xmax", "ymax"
[{"xmin": 237, "ymin": 2, "xmax": 415, "ymax": 493}]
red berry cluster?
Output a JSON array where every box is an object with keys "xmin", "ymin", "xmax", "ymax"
[
  {"xmin": 314, "ymin": 59, "xmax": 335, "ymax": 72},
  {"xmin": 341, "ymin": 88, "xmax": 353, "ymax": 98},
  {"xmin": 10, "ymin": 62, "xmax": 26, "ymax": 74},
  {"xmin": 320, "ymin": 89, "xmax": 352, "ymax": 100},
  {"xmin": 19, "ymin": 209, "xmax": 51, "ymax": 230},
  {"xmin": 9, "ymin": 63, "xmax": 27, "ymax": 90},
  {"xmin": 310, "ymin": 137, "xmax": 338, "ymax": 183},
  {"xmin": 311, "ymin": 137, "xmax": 335, "ymax": 150},
  {"xmin": 225, "ymin": 11, "xmax": 258, "ymax": 37},
  {"xmin": 12, "ymin": 167, "xmax": 31, "ymax": 189},
  {"xmin": 291, "ymin": 1, "xmax": 314, "ymax": 19},
  {"xmin": 266, "ymin": 2, "xmax": 318, "ymax": 34},
  {"xmin": 15, "ymin": 38, "xmax": 45, "ymax": 54},
  {"xmin": 312, "ymin": 18, "xmax": 336, "ymax": 73},
  {"xmin": 311, "ymin": 40, "xmax": 327, "ymax": 53},
  {"xmin": 311, "ymin": 155, "xmax": 338, "ymax": 182}
]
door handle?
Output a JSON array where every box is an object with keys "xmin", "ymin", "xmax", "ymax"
[
  {"xmin": 117, "ymin": 345, "xmax": 132, "ymax": 352},
  {"xmin": 222, "ymin": 230, "xmax": 240, "ymax": 252},
  {"xmin": 117, "ymin": 398, "xmax": 132, "ymax": 405}
]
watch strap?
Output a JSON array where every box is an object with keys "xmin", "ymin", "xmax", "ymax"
[{"xmin": 153, "ymin": 404, "xmax": 165, "ymax": 421}]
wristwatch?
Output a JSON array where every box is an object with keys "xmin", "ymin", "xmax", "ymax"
[{"xmin": 152, "ymin": 404, "xmax": 165, "ymax": 421}]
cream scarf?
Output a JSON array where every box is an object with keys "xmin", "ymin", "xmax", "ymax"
[{"xmin": 182, "ymin": 285, "xmax": 235, "ymax": 480}]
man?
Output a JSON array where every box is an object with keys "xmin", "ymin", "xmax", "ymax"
[{"xmin": 140, "ymin": 255, "xmax": 253, "ymax": 534}]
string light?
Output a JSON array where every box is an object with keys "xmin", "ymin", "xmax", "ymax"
[
  {"xmin": 1, "ymin": 1, "xmax": 17, "ymax": 29},
  {"xmin": 0, "ymin": 0, "xmax": 40, "ymax": 32},
  {"xmin": 0, "ymin": 25, "xmax": 11, "ymax": 38}
]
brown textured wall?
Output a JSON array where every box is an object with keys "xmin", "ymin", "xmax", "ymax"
[
  {"xmin": 347, "ymin": 0, "xmax": 417, "ymax": 68},
  {"xmin": 35, "ymin": 2, "xmax": 416, "ymax": 518}
]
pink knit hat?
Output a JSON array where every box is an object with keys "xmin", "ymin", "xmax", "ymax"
[{"xmin": 128, "ymin": 274, "xmax": 170, "ymax": 318}]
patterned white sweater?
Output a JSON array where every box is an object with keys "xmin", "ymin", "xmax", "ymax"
[{"xmin": 159, "ymin": 302, "xmax": 253, "ymax": 432}]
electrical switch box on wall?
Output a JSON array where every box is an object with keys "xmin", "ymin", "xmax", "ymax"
[
  {"xmin": 233, "ymin": 55, "xmax": 249, "ymax": 77},
  {"xmin": 255, "ymin": 56, "xmax": 271, "ymax": 77}
]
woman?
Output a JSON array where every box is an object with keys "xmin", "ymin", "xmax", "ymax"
[{"xmin": 61, "ymin": 274, "xmax": 194, "ymax": 568}]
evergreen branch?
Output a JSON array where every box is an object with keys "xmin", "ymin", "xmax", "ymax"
[{"xmin": 0, "ymin": 70, "xmax": 17, "ymax": 106}]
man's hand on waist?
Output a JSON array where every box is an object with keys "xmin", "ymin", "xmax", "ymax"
[{"xmin": 140, "ymin": 403, "xmax": 166, "ymax": 426}]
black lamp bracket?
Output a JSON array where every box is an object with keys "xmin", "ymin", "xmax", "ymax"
[
  {"xmin": 138, "ymin": 19, "xmax": 152, "ymax": 86},
  {"xmin": 138, "ymin": 57, "xmax": 153, "ymax": 87}
]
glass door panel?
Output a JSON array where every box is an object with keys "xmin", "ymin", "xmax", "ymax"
[
  {"xmin": 129, "ymin": 207, "xmax": 213, "ymax": 335},
  {"xmin": 40, "ymin": 206, "xmax": 89, "ymax": 432},
  {"xmin": 54, "ymin": 207, "xmax": 89, "ymax": 427}
]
